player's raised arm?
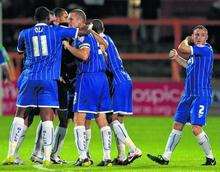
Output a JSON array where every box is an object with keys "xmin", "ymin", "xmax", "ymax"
[
  {"xmin": 169, "ymin": 49, "xmax": 187, "ymax": 68},
  {"xmin": 178, "ymin": 36, "xmax": 193, "ymax": 54}
]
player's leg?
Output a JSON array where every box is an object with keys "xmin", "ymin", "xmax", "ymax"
[
  {"xmin": 85, "ymin": 114, "xmax": 94, "ymax": 159},
  {"xmin": 191, "ymin": 97, "xmax": 216, "ymax": 165},
  {"xmin": 95, "ymin": 73, "xmax": 113, "ymax": 166},
  {"xmin": 14, "ymin": 107, "xmax": 37, "ymax": 164},
  {"xmin": 147, "ymin": 96, "xmax": 192, "ymax": 165},
  {"xmin": 147, "ymin": 121, "xmax": 184, "ymax": 165},
  {"xmin": 73, "ymin": 74, "xmax": 98, "ymax": 166},
  {"xmin": 31, "ymin": 121, "xmax": 44, "ymax": 164},
  {"xmin": 73, "ymin": 112, "xmax": 91, "ymax": 166},
  {"xmin": 108, "ymin": 113, "xmax": 126, "ymax": 165},
  {"xmin": 113, "ymin": 114, "xmax": 142, "ymax": 165},
  {"xmin": 51, "ymin": 109, "xmax": 68, "ymax": 164},
  {"xmin": 3, "ymin": 75, "xmax": 30, "ymax": 165},
  {"xmin": 39, "ymin": 107, "xmax": 54, "ymax": 164},
  {"xmin": 110, "ymin": 80, "xmax": 141, "ymax": 164},
  {"xmin": 3, "ymin": 107, "xmax": 27, "ymax": 165},
  {"xmin": 51, "ymin": 80, "xmax": 69, "ymax": 163},
  {"xmin": 22, "ymin": 108, "xmax": 43, "ymax": 164},
  {"xmin": 95, "ymin": 113, "xmax": 112, "ymax": 167},
  {"xmin": 37, "ymin": 79, "xmax": 59, "ymax": 165}
]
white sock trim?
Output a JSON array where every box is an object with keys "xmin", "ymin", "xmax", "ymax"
[
  {"xmin": 75, "ymin": 125, "xmax": 85, "ymax": 130},
  {"xmin": 172, "ymin": 129, "xmax": 182, "ymax": 135},
  {"xmin": 101, "ymin": 126, "xmax": 111, "ymax": 132},
  {"xmin": 196, "ymin": 131, "xmax": 206, "ymax": 140},
  {"xmin": 42, "ymin": 121, "xmax": 53, "ymax": 127},
  {"xmin": 13, "ymin": 117, "xmax": 24, "ymax": 125}
]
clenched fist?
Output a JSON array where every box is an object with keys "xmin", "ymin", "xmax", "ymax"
[{"xmin": 169, "ymin": 49, "xmax": 178, "ymax": 60}]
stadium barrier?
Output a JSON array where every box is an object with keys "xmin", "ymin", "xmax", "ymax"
[{"xmin": 4, "ymin": 17, "xmax": 220, "ymax": 82}]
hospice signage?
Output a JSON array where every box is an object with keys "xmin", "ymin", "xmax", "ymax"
[{"xmin": 133, "ymin": 81, "xmax": 184, "ymax": 116}]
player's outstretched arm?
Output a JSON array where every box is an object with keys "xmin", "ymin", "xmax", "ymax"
[
  {"xmin": 178, "ymin": 36, "xmax": 193, "ymax": 54},
  {"xmin": 169, "ymin": 49, "xmax": 187, "ymax": 68},
  {"xmin": 63, "ymin": 40, "xmax": 89, "ymax": 61}
]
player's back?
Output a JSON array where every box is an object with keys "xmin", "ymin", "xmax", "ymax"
[
  {"xmin": 17, "ymin": 23, "xmax": 78, "ymax": 80},
  {"xmin": 103, "ymin": 34, "xmax": 131, "ymax": 83},
  {"xmin": 185, "ymin": 43, "xmax": 213, "ymax": 97}
]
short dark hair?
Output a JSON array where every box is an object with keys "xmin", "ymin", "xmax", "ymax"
[
  {"xmin": 53, "ymin": 7, "xmax": 67, "ymax": 17},
  {"xmin": 192, "ymin": 25, "xmax": 208, "ymax": 33},
  {"xmin": 70, "ymin": 9, "xmax": 86, "ymax": 22},
  {"xmin": 34, "ymin": 6, "xmax": 50, "ymax": 22},
  {"xmin": 92, "ymin": 19, "xmax": 104, "ymax": 33}
]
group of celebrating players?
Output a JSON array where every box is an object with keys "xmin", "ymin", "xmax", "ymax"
[{"xmin": 1, "ymin": 5, "xmax": 216, "ymax": 168}]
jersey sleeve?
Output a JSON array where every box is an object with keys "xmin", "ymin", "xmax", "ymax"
[
  {"xmin": 17, "ymin": 30, "xmax": 25, "ymax": 53},
  {"xmin": 78, "ymin": 35, "xmax": 91, "ymax": 49},
  {"xmin": 59, "ymin": 26, "xmax": 79, "ymax": 40}
]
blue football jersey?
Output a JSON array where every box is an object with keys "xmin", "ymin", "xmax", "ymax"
[
  {"xmin": 74, "ymin": 33, "xmax": 107, "ymax": 74},
  {"xmin": 17, "ymin": 23, "xmax": 78, "ymax": 80},
  {"xmin": 102, "ymin": 33, "xmax": 131, "ymax": 82},
  {"xmin": 184, "ymin": 43, "xmax": 213, "ymax": 97}
]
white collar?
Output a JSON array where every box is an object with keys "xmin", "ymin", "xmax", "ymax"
[
  {"xmin": 35, "ymin": 23, "xmax": 47, "ymax": 26},
  {"xmin": 196, "ymin": 44, "xmax": 205, "ymax": 47}
]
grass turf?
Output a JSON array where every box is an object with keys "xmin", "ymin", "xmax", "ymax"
[{"xmin": 0, "ymin": 116, "xmax": 219, "ymax": 172}]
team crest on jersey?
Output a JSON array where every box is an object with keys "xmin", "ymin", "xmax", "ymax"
[
  {"xmin": 35, "ymin": 27, "xmax": 43, "ymax": 33},
  {"xmin": 78, "ymin": 36, "xmax": 85, "ymax": 42}
]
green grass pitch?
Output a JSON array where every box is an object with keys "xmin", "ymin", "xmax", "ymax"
[{"xmin": 0, "ymin": 116, "xmax": 219, "ymax": 172}]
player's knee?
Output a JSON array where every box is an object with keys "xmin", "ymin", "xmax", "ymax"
[
  {"xmin": 173, "ymin": 122, "xmax": 184, "ymax": 131},
  {"xmin": 95, "ymin": 113, "xmax": 108, "ymax": 128},
  {"xmin": 192, "ymin": 125, "xmax": 202, "ymax": 136},
  {"xmin": 15, "ymin": 107, "xmax": 26, "ymax": 118},
  {"xmin": 74, "ymin": 112, "xmax": 85, "ymax": 125}
]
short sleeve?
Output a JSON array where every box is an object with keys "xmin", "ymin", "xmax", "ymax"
[{"xmin": 78, "ymin": 35, "xmax": 91, "ymax": 49}]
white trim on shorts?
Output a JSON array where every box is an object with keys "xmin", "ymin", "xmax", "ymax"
[
  {"xmin": 16, "ymin": 104, "xmax": 59, "ymax": 108},
  {"xmin": 113, "ymin": 111, "xmax": 133, "ymax": 115},
  {"xmin": 98, "ymin": 110, "xmax": 113, "ymax": 114},
  {"xmin": 77, "ymin": 110, "xmax": 97, "ymax": 114}
]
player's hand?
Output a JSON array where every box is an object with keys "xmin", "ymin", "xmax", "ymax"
[
  {"xmin": 62, "ymin": 40, "xmax": 69, "ymax": 49},
  {"xmin": 169, "ymin": 49, "xmax": 178, "ymax": 60},
  {"xmin": 59, "ymin": 77, "xmax": 66, "ymax": 84},
  {"xmin": 88, "ymin": 23, "xmax": 93, "ymax": 31}
]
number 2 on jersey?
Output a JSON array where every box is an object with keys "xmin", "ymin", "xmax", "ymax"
[
  {"xmin": 198, "ymin": 105, "xmax": 205, "ymax": 118},
  {"xmin": 32, "ymin": 35, "xmax": 48, "ymax": 57}
]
